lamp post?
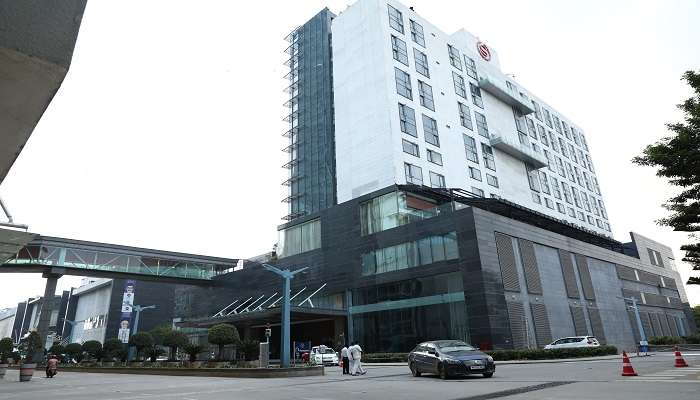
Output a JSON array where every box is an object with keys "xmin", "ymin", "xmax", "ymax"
[
  {"xmin": 262, "ymin": 264, "xmax": 307, "ymax": 368},
  {"xmin": 618, "ymin": 296, "xmax": 647, "ymax": 353},
  {"xmin": 125, "ymin": 303, "xmax": 156, "ymax": 361}
]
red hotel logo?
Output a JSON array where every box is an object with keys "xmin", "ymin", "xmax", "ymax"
[{"xmin": 477, "ymin": 42, "xmax": 491, "ymax": 61}]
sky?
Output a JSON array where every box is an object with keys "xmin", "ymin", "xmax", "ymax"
[{"xmin": 1, "ymin": 0, "xmax": 699, "ymax": 309}]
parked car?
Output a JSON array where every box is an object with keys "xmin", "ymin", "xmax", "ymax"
[
  {"xmin": 408, "ymin": 340, "xmax": 495, "ymax": 379},
  {"xmin": 310, "ymin": 346, "xmax": 339, "ymax": 366},
  {"xmin": 544, "ymin": 336, "xmax": 600, "ymax": 350}
]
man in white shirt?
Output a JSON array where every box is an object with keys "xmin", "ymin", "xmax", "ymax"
[
  {"xmin": 349, "ymin": 342, "xmax": 366, "ymax": 375},
  {"xmin": 340, "ymin": 345, "xmax": 349, "ymax": 375}
]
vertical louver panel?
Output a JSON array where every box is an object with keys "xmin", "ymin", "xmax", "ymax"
[
  {"xmin": 587, "ymin": 307, "xmax": 606, "ymax": 344},
  {"xmin": 507, "ymin": 302, "xmax": 528, "ymax": 349},
  {"xmin": 575, "ymin": 254, "xmax": 596, "ymax": 300},
  {"xmin": 570, "ymin": 306, "xmax": 588, "ymax": 336},
  {"xmin": 658, "ymin": 313, "xmax": 671, "ymax": 336},
  {"xmin": 640, "ymin": 312, "xmax": 653, "ymax": 338},
  {"xmin": 627, "ymin": 310, "xmax": 641, "ymax": 342},
  {"xmin": 495, "ymin": 233, "xmax": 521, "ymax": 292},
  {"xmin": 616, "ymin": 265, "xmax": 637, "ymax": 281},
  {"xmin": 666, "ymin": 314, "xmax": 679, "ymax": 337},
  {"xmin": 650, "ymin": 313, "xmax": 663, "ymax": 337},
  {"xmin": 530, "ymin": 303, "xmax": 553, "ymax": 347},
  {"xmin": 559, "ymin": 250, "xmax": 580, "ymax": 299},
  {"xmin": 518, "ymin": 239, "xmax": 543, "ymax": 294}
]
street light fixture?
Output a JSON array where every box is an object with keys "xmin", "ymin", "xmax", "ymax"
[
  {"xmin": 124, "ymin": 303, "xmax": 156, "ymax": 361},
  {"xmin": 617, "ymin": 296, "xmax": 647, "ymax": 353},
  {"xmin": 262, "ymin": 263, "xmax": 307, "ymax": 368}
]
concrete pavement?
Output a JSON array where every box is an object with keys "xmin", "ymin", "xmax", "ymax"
[{"xmin": 0, "ymin": 353, "xmax": 698, "ymax": 399}]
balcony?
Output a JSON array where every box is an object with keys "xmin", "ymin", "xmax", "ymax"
[
  {"xmin": 490, "ymin": 133, "xmax": 548, "ymax": 169},
  {"xmin": 478, "ymin": 74, "xmax": 535, "ymax": 115}
]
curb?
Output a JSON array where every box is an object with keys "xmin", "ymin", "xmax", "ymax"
[{"xmin": 6, "ymin": 365, "xmax": 325, "ymax": 379}]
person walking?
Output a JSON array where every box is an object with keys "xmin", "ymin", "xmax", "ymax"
[
  {"xmin": 349, "ymin": 342, "xmax": 366, "ymax": 376},
  {"xmin": 46, "ymin": 354, "xmax": 59, "ymax": 378},
  {"xmin": 341, "ymin": 345, "xmax": 350, "ymax": 375}
]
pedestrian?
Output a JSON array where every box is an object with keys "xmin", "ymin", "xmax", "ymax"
[
  {"xmin": 341, "ymin": 344, "xmax": 350, "ymax": 375},
  {"xmin": 46, "ymin": 354, "xmax": 59, "ymax": 378},
  {"xmin": 349, "ymin": 342, "xmax": 366, "ymax": 375}
]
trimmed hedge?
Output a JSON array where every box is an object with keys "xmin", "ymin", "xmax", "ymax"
[
  {"xmin": 363, "ymin": 345, "xmax": 617, "ymax": 363},
  {"xmin": 649, "ymin": 335, "xmax": 700, "ymax": 345},
  {"xmin": 487, "ymin": 345, "xmax": 617, "ymax": 361}
]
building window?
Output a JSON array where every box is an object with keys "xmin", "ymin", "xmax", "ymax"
[
  {"xmin": 543, "ymin": 108, "xmax": 553, "ymax": 128},
  {"xmin": 395, "ymin": 68, "xmax": 412, "ymax": 99},
  {"xmin": 398, "ymin": 103, "xmax": 417, "ymax": 137},
  {"xmin": 544, "ymin": 149, "xmax": 554, "ymax": 172},
  {"xmin": 539, "ymin": 171, "xmax": 550, "ymax": 194},
  {"xmin": 422, "ymin": 114, "xmax": 439, "ymax": 146},
  {"xmin": 482, "ymin": 143, "xmax": 496, "ymax": 171},
  {"xmin": 463, "ymin": 135, "xmax": 478, "ymax": 163},
  {"xmin": 402, "ymin": 139, "xmax": 419, "ymax": 157},
  {"xmin": 360, "ymin": 191, "xmax": 440, "ymax": 236},
  {"xmin": 532, "ymin": 101, "xmax": 543, "ymax": 121},
  {"xmin": 427, "ymin": 149, "xmax": 442, "ymax": 165},
  {"xmin": 447, "ymin": 44, "xmax": 462, "ymax": 70},
  {"xmin": 414, "ymin": 48, "xmax": 429, "ymax": 78},
  {"xmin": 545, "ymin": 197, "xmax": 554, "ymax": 209},
  {"xmin": 388, "ymin": 4, "xmax": 404, "ymax": 34},
  {"xmin": 513, "ymin": 108, "xmax": 527, "ymax": 135},
  {"xmin": 278, "ymin": 219, "xmax": 321, "ymax": 258},
  {"xmin": 429, "ymin": 172, "xmax": 446, "ymax": 188},
  {"xmin": 598, "ymin": 199, "xmax": 607, "ymax": 219},
  {"xmin": 577, "ymin": 211, "xmax": 585, "ymax": 221},
  {"xmin": 455, "ymin": 102, "xmax": 473, "ymax": 131},
  {"xmin": 409, "ymin": 19, "xmax": 425, "ymax": 46},
  {"xmin": 526, "ymin": 118, "xmax": 537, "ymax": 139},
  {"xmin": 550, "ymin": 132, "xmax": 560, "ymax": 152},
  {"xmin": 553, "ymin": 115, "xmax": 563, "ymax": 134},
  {"xmin": 556, "ymin": 156, "xmax": 565, "ymax": 177},
  {"xmin": 568, "ymin": 207, "xmax": 576, "ymax": 218},
  {"xmin": 571, "ymin": 186, "xmax": 581, "ymax": 207},
  {"xmin": 526, "ymin": 165, "xmax": 540, "ymax": 192},
  {"xmin": 557, "ymin": 202, "xmax": 565, "ymax": 213},
  {"xmin": 475, "ymin": 111, "xmax": 489, "ymax": 138},
  {"xmin": 550, "ymin": 176, "xmax": 561, "ymax": 199},
  {"xmin": 361, "ymin": 232, "xmax": 459, "ymax": 276},
  {"xmin": 486, "ymin": 173, "xmax": 498, "ymax": 187},
  {"xmin": 464, "ymin": 56, "xmax": 478, "ymax": 80},
  {"xmin": 391, "ymin": 35, "xmax": 409, "ymax": 66},
  {"xmin": 538, "ymin": 125, "xmax": 549, "ymax": 146},
  {"xmin": 471, "ymin": 187, "xmax": 484, "ymax": 197},
  {"xmin": 405, "ymin": 163, "xmax": 423, "ymax": 185},
  {"xmin": 559, "ymin": 138, "xmax": 569, "ymax": 158},
  {"xmin": 470, "ymin": 83, "xmax": 484, "ymax": 108},
  {"xmin": 469, "ymin": 166, "xmax": 482, "ymax": 181},
  {"xmin": 532, "ymin": 192, "xmax": 542, "ymax": 204},
  {"xmin": 562, "ymin": 182, "xmax": 572, "ymax": 204},
  {"xmin": 452, "ymin": 72, "xmax": 467, "ymax": 99},
  {"xmin": 569, "ymin": 144, "xmax": 578, "ymax": 163},
  {"xmin": 418, "ymin": 81, "xmax": 435, "ymax": 110}
]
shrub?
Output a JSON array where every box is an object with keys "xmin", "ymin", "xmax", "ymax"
[
  {"xmin": 163, "ymin": 331, "xmax": 189, "ymax": 361},
  {"xmin": 239, "ymin": 339, "xmax": 260, "ymax": 361},
  {"xmin": 487, "ymin": 345, "xmax": 617, "ymax": 361},
  {"xmin": 129, "ymin": 332, "xmax": 154, "ymax": 361},
  {"xmin": 685, "ymin": 334, "xmax": 700, "ymax": 344},
  {"xmin": 146, "ymin": 346, "xmax": 165, "ymax": 362},
  {"xmin": 65, "ymin": 343, "xmax": 84, "ymax": 362},
  {"xmin": 149, "ymin": 324, "xmax": 172, "ymax": 346},
  {"xmin": 0, "ymin": 337, "xmax": 13, "ymax": 363},
  {"xmin": 208, "ymin": 324, "xmax": 240, "ymax": 361},
  {"xmin": 48, "ymin": 344, "xmax": 65, "ymax": 356},
  {"xmin": 648, "ymin": 336, "xmax": 683, "ymax": 345},
  {"xmin": 363, "ymin": 353, "xmax": 409, "ymax": 363},
  {"xmin": 183, "ymin": 343, "xmax": 203, "ymax": 362},
  {"xmin": 82, "ymin": 340, "xmax": 103, "ymax": 360},
  {"xmin": 103, "ymin": 338, "xmax": 125, "ymax": 361}
]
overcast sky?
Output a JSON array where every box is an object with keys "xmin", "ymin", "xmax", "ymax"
[{"xmin": 1, "ymin": 0, "xmax": 699, "ymax": 309}]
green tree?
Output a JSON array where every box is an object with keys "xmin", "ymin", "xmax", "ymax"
[
  {"xmin": 633, "ymin": 70, "xmax": 700, "ymax": 284},
  {"xmin": 48, "ymin": 344, "xmax": 65, "ymax": 356},
  {"xmin": 207, "ymin": 323, "xmax": 239, "ymax": 361},
  {"xmin": 183, "ymin": 343, "xmax": 203, "ymax": 362},
  {"xmin": 65, "ymin": 343, "xmax": 83, "ymax": 362},
  {"xmin": 82, "ymin": 340, "xmax": 103, "ymax": 360},
  {"xmin": 163, "ymin": 331, "xmax": 189, "ymax": 361},
  {"xmin": 128, "ymin": 332, "xmax": 154, "ymax": 361},
  {"xmin": 22, "ymin": 331, "xmax": 43, "ymax": 363},
  {"xmin": 103, "ymin": 338, "xmax": 126, "ymax": 361},
  {"xmin": 693, "ymin": 305, "xmax": 700, "ymax": 328},
  {"xmin": 239, "ymin": 339, "xmax": 259, "ymax": 361},
  {"xmin": 0, "ymin": 337, "xmax": 13, "ymax": 363},
  {"xmin": 149, "ymin": 324, "xmax": 172, "ymax": 346}
]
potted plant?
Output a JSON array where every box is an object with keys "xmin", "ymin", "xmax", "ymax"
[
  {"xmin": 0, "ymin": 337, "xmax": 13, "ymax": 379},
  {"xmin": 20, "ymin": 331, "xmax": 43, "ymax": 382}
]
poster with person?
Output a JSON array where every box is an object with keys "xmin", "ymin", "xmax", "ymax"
[{"xmin": 118, "ymin": 280, "xmax": 136, "ymax": 343}]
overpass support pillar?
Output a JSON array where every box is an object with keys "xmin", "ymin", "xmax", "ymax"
[{"xmin": 35, "ymin": 273, "xmax": 61, "ymax": 361}]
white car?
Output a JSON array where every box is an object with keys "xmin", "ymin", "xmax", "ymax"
[
  {"xmin": 310, "ymin": 346, "xmax": 339, "ymax": 366},
  {"xmin": 544, "ymin": 336, "xmax": 600, "ymax": 350}
]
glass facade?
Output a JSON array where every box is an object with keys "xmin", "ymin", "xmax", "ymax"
[
  {"xmin": 361, "ymin": 232, "xmax": 459, "ymax": 276},
  {"xmin": 351, "ymin": 273, "xmax": 468, "ymax": 352},
  {"xmin": 278, "ymin": 219, "xmax": 321, "ymax": 258},
  {"xmin": 360, "ymin": 190, "xmax": 449, "ymax": 235}
]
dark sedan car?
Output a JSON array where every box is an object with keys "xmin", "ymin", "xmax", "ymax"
[{"xmin": 408, "ymin": 340, "xmax": 495, "ymax": 379}]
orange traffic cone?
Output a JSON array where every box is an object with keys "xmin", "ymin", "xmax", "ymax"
[
  {"xmin": 621, "ymin": 351, "xmax": 638, "ymax": 376},
  {"xmin": 674, "ymin": 346, "xmax": 689, "ymax": 368}
]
